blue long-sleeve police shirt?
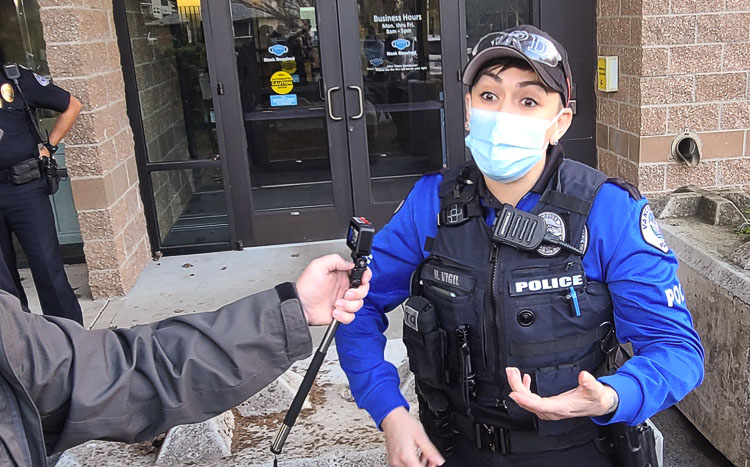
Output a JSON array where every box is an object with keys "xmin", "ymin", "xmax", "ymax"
[{"xmin": 336, "ymin": 158, "xmax": 704, "ymax": 429}]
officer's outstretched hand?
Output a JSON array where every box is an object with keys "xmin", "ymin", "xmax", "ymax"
[
  {"xmin": 382, "ymin": 407, "xmax": 445, "ymax": 467},
  {"xmin": 506, "ymin": 367, "xmax": 619, "ymax": 420},
  {"xmin": 295, "ymin": 254, "xmax": 371, "ymax": 326}
]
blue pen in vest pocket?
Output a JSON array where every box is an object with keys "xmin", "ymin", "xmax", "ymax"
[{"xmin": 567, "ymin": 286, "xmax": 582, "ymax": 317}]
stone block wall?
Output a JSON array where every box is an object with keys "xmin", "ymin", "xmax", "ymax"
[
  {"xmin": 124, "ymin": 0, "xmax": 194, "ymax": 243},
  {"xmin": 38, "ymin": 0, "xmax": 150, "ymax": 298},
  {"xmin": 596, "ymin": 0, "xmax": 750, "ymax": 197}
]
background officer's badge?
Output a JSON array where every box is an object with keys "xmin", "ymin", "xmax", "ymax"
[
  {"xmin": 537, "ymin": 211, "xmax": 565, "ymax": 257},
  {"xmin": 34, "ymin": 73, "xmax": 51, "ymax": 87},
  {"xmin": 640, "ymin": 204, "xmax": 669, "ymax": 253},
  {"xmin": 1, "ymin": 83, "xmax": 14, "ymax": 103}
]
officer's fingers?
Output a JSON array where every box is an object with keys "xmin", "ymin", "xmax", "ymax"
[
  {"xmin": 506, "ymin": 367, "xmax": 532, "ymax": 395},
  {"xmin": 522, "ymin": 372, "xmax": 532, "ymax": 390},
  {"xmin": 510, "ymin": 390, "xmax": 573, "ymax": 420},
  {"xmin": 395, "ymin": 448, "xmax": 423, "ymax": 467},
  {"xmin": 415, "ymin": 431, "xmax": 445, "ymax": 466}
]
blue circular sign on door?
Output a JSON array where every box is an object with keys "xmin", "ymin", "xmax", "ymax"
[
  {"xmin": 369, "ymin": 58, "xmax": 384, "ymax": 66},
  {"xmin": 391, "ymin": 38, "xmax": 411, "ymax": 51},
  {"xmin": 268, "ymin": 44, "xmax": 289, "ymax": 57}
]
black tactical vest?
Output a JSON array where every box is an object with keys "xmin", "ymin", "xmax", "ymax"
[{"xmin": 404, "ymin": 159, "xmax": 618, "ymax": 447}]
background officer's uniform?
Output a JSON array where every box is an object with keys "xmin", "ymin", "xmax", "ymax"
[{"xmin": 0, "ymin": 66, "xmax": 82, "ymax": 323}]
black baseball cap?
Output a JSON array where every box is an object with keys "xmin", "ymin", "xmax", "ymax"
[{"xmin": 462, "ymin": 25, "xmax": 573, "ymax": 106}]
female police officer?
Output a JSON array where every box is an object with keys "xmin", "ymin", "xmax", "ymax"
[
  {"xmin": 0, "ymin": 48, "xmax": 83, "ymax": 323},
  {"xmin": 335, "ymin": 25, "xmax": 704, "ymax": 467}
]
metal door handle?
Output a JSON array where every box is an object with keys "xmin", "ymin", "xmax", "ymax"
[
  {"xmin": 348, "ymin": 85, "xmax": 364, "ymax": 120},
  {"xmin": 326, "ymin": 86, "xmax": 343, "ymax": 121}
]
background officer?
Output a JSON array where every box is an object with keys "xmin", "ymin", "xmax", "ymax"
[
  {"xmin": 0, "ymin": 46, "xmax": 84, "ymax": 323},
  {"xmin": 335, "ymin": 25, "xmax": 704, "ymax": 467}
]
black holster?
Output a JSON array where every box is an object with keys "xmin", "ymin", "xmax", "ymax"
[
  {"xmin": 594, "ymin": 422, "xmax": 659, "ymax": 467},
  {"xmin": 417, "ymin": 390, "xmax": 455, "ymax": 456},
  {"xmin": 39, "ymin": 157, "xmax": 61, "ymax": 195}
]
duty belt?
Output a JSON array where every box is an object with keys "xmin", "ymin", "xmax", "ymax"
[
  {"xmin": 452, "ymin": 413, "xmax": 600, "ymax": 455},
  {"xmin": 0, "ymin": 157, "xmax": 40, "ymax": 184}
]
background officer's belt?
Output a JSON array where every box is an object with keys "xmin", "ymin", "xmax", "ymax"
[
  {"xmin": 451, "ymin": 412, "xmax": 598, "ymax": 454},
  {"xmin": 0, "ymin": 158, "xmax": 40, "ymax": 184}
]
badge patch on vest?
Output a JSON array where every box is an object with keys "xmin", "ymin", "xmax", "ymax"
[
  {"xmin": 579, "ymin": 225, "xmax": 589, "ymax": 255},
  {"xmin": 640, "ymin": 205, "xmax": 669, "ymax": 253},
  {"xmin": 537, "ymin": 212, "xmax": 565, "ymax": 257},
  {"xmin": 34, "ymin": 73, "xmax": 50, "ymax": 87},
  {"xmin": 510, "ymin": 273, "xmax": 585, "ymax": 296},
  {"xmin": 1, "ymin": 83, "xmax": 14, "ymax": 103}
]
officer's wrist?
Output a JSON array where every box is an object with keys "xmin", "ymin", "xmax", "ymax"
[
  {"xmin": 602, "ymin": 384, "xmax": 619, "ymax": 415},
  {"xmin": 43, "ymin": 142, "xmax": 58, "ymax": 156}
]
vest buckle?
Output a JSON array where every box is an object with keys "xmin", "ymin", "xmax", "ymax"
[
  {"xmin": 440, "ymin": 203, "xmax": 469, "ymax": 226},
  {"xmin": 475, "ymin": 423, "xmax": 510, "ymax": 455}
]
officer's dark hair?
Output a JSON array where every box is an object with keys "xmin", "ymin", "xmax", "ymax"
[{"xmin": 470, "ymin": 57, "xmax": 564, "ymax": 109}]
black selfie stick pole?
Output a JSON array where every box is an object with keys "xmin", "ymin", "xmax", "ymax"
[{"xmin": 271, "ymin": 219, "xmax": 372, "ymax": 455}]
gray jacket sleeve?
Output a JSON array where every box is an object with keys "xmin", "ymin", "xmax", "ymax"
[{"xmin": 0, "ymin": 287, "xmax": 312, "ymax": 453}]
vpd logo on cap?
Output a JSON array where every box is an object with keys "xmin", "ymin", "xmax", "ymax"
[{"xmin": 268, "ymin": 44, "xmax": 289, "ymax": 57}]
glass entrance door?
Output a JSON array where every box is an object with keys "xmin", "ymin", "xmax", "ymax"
[
  {"xmin": 205, "ymin": 0, "xmax": 353, "ymax": 245},
  {"xmin": 343, "ymin": 0, "xmax": 447, "ymax": 225},
  {"xmin": 207, "ymin": 0, "xmax": 461, "ymax": 246}
]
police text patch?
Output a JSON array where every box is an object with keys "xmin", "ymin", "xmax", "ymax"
[
  {"xmin": 510, "ymin": 273, "xmax": 584, "ymax": 296},
  {"xmin": 640, "ymin": 205, "xmax": 669, "ymax": 253}
]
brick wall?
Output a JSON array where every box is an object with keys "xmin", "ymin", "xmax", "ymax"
[
  {"xmin": 124, "ymin": 0, "xmax": 195, "ymax": 243},
  {"xmin": 39, "ymin": 0, "xmax": 150, "ymax": 298},
  {"xmin": 596, "ymin": 0, "xmax": 750, "ymax": 197}
]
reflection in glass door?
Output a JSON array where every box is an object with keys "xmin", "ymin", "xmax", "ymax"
[
  {"xmin": 465, "ymin": 0, "xmax": 532, "ymax": 49},
  {"xmin": 337, "ymin": 0, "xmax": 448, "ymax": 227},
  {"xmin": 208, "ymin": 0, "xmax": 461, "ymax": 245},
  {"xmin": 231, "ymin": 0, "xmax": 335, "ymax": 212},
  {"xmin": 119, "ymin": 0, "xmax": 231, "ymax": 252},
  {"xmin": 357, "ymin": 1, "xmax": 446, "ymax": 204}
]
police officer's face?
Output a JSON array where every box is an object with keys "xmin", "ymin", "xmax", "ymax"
[{"xmin": 464, "ymin": 65, "xmax": 573, "ymax": 145}]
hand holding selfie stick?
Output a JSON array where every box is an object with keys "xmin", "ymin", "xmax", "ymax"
[{"xmin": 271, "ymin": 217, "xmax": 375, "ymax": 455}]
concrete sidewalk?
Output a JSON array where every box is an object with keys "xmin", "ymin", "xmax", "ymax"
[{"xmin": 18, "ymin": 241, "xmax": 732, "ymax": 466}]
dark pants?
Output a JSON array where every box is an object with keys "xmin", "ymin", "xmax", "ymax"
[
  {"xmin": 439, "ymin": 432, "xmax": 613, "ymax": 467},
  {"xmin": 0, "ymin": 178, "xmax": 82, "ymax": 324}
]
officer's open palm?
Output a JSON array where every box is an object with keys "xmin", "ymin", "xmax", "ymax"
[
  {"xmin": 505, "ymin": 367, "xmax": 619, "ymax": 420},
  {"xmin": 382, "ymin": 407, "xmax": 445, "ymax": 467}
]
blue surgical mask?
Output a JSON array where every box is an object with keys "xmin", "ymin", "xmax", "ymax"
[{"xmin": 465, "ymin": 107, "xmax": 562, "ymax": 183}]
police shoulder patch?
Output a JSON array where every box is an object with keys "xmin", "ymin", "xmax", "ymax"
[
  {"xmin": 33, "ymin": 73, "xmax": 50, "ymax": 87},
  {"xmin": 639, "ymin": 204, "xmax": 669, "ymax": 253}
]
